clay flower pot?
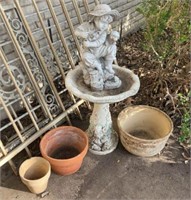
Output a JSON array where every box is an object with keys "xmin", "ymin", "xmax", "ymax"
[
  {"xmin": 19, "ymin": 157, "xmax": 51, "ymax": 194},
  {"xmin": 40, "ymin": 126, "xmax": 88, "ymax": 175},
  {"xmin": 117, "ymin": 105, "xmax": 173, "ymax": 157}
]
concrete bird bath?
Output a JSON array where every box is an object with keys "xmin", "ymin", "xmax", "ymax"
[
  {"xmin": 65, "ymin": 4, "xmax": 140, "ymax": 155},
  {"xmin": 65, "ymin": 65, "xmax": 140, "ymax": 155}
]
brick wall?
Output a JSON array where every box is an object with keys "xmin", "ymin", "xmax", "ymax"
[
  {"xmin": 102, "ymin": 0, "xmax": 144, "ymax": 34},
  {"xmin": 0, "ymin": 0, "xmax": 143, "ymax": 65}
]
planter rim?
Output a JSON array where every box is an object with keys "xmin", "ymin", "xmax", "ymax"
[
  {"xmin": 117, "ymin": 105, "xmax": 173, "ymax": 142},
  {"xmin": 19, "ymin": 156, "xmax": 51, "ymax": 183},
  {"xmin": 40, "ymin": 126, "xmax": 88, "ymax": 163}
]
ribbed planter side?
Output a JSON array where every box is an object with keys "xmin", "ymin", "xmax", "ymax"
[{"xmin": 117, "ymin": 105, "xmax": 173, "ymax": 157}]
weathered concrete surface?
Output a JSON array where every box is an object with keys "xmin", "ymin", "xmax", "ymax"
[{"xmin": 1, "ymin": 119, "xmax": 190, "ymax": 200}]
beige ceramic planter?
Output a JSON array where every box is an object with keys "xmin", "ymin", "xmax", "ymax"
[
  {"xmin": 117, "ymin": 105, "xmax": 173, "ymax": 157},
  {"xmin": 19, "ymin": 157, "xmax": 51, "ymax": 194}
]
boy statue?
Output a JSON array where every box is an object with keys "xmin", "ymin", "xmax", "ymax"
[{"xmin": 75, "ymin": 4, "xmax": 121, "ymax": 91}]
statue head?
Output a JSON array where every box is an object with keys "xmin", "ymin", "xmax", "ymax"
[
  {"xmin": 94, "ymin": 15, "xmax": 113, "ymax": 31},
  {"xmin": 89, "ymin": 4, "xmax": 120, "ymax": 22}
]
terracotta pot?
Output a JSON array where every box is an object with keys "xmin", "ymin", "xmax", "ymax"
[
  {"xmin": 19, "ymin": 157, "xmax": 51, "ymax": 194},
  {"xmin": 117, "ymin": 105, "xmax": 173, "ymax": 157},
  {"xmin": 40, "ymin": 126, "xmax": 88, "ymax": 175}
]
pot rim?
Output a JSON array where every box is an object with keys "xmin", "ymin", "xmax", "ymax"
[
  {"xmin": 40, "ymin": 126, "xmax": 89, "ymax": 162},
  {"xmin": 117, "ymin": 105, "xmax": 174, "ymax": 142}
]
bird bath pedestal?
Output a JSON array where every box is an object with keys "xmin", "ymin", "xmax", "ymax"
[{"xmin": 65, "ymin": 65, "xmax": 140, "ymax": 155}]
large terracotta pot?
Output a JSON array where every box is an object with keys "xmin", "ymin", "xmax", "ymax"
[
  {"xmin": 19, "ymin": 157, "xmax": 51, "ymax": 194},
  {"xmin": 40, "ymin": 126, "xmax": 88, "ymax": 175},
  {"xmin": 117, "ymin": 105, "xmax": 173, "ymax": 157}
]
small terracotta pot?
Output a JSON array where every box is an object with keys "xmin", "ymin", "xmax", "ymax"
[
  {"xmin": 40, "ymin": 126, "xmax": 88, "ymax": 175},
  {"xmin": 117, "ymin": 105, "xmax": 173, "ymax": 157},
  {"xmin": 19, "ymin": 157, "xmax": 51, "ymax": 194}
]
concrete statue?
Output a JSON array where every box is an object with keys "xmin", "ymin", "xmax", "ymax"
[{"xmin": 75, "ymin": 4, "xmax": 121, "ymax": 91}]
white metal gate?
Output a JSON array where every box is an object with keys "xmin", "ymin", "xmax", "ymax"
[{"xmin": 0, "ymin": 0, "xmax": 100, "ymax": 174}]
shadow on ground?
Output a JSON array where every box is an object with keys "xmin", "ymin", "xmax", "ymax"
[{"xmin": 1, "ymin": 118, "xmax": 190, "ymax": 200}]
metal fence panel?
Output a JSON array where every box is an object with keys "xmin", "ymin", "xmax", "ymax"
[{"xmin": 0, "ymin": 0, "xmax": 98, "ymax": 173}]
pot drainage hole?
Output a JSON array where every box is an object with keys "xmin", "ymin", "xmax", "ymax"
[{"xmin": 50, "ymin": 146, "xmax": 80, "ymax": 159}]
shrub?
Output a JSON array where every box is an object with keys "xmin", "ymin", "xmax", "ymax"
[
  {"xmin": 137, "ymin": 0, "xmax": 190, "ymax": 70},
  {"xmin": 178, "ymin": 92, "xmax": 191, "ymax": 144},
  {"xmin": 137, "ymin": 0, "xmax": 190, "ymax": 144}
]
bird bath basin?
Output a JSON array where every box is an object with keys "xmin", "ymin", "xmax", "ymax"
[{"xmin": 65, "ymin": 64, "xmax": 140, "ymax": 155}]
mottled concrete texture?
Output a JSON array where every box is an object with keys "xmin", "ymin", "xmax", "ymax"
[{"xmin": 1, "ymin": 119, "xmax": 190, "ymax": 200}]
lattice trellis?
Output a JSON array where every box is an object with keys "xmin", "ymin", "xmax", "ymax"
[{"xmin": 0, "ymin": 0, "xmax": 100, "ymax": 174}]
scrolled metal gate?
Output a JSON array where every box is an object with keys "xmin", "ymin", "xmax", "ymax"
[{"xmin": 0, "ymin": 0, "xmax": 100, "ymax": 174}]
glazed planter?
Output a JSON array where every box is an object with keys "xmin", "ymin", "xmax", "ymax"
[
  {"xmin": 40, "ymin": 126, "xmax": 88, "ymax": 175},
  {"xmin": 19, "ymin": 157, "xmax": 51, "ymax": 194},
  {"xmin": 117, "ymin": 105, "xmax": 173, "ymax": 157}
]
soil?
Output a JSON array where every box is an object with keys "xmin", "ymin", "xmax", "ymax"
[
  {"xmin": 113, "ymin": 30, "xmax": 190, "ymax": 146},
  {"xmin": 50, "ymin": 146, "xmax": 80, "ymax": 159},
  {"xmin": 129, "ymin": 130, "xmax": 155, "ymax": 140},
  {"xmin": 115, "ymin": 30, "xmax": 190, "ymax": 115}
]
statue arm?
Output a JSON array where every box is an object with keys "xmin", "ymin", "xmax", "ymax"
[
  {"xmin": 75, "ymin": 22, "xmax": 90, "ymax": 39},
  {"xmin": 84, "ymin": 32, "xmax": 107, "ymax": 48}
]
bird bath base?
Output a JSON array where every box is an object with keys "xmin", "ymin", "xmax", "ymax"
[{"xmin": 87, "ymin": 103, "xmax": 119, "ymax": 155}]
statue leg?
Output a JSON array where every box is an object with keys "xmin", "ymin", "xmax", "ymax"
[
  {"xmin": 89, "ymin": 69, "xmax": 104, "ymax": 91},
  {"xmin": 101, "ymin": 45, "xmax": 121, "ymax": 89},
  {"xmin": 104, "ymin": 59, "xmax": 115, "ymax": 74},
  {"xmin": 104, "ymin": 45, "xmax": 116, "ymax": 74},
  {"xmin": 82, "ymin": 52, "xmax": 104, "ymax": 90}
]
